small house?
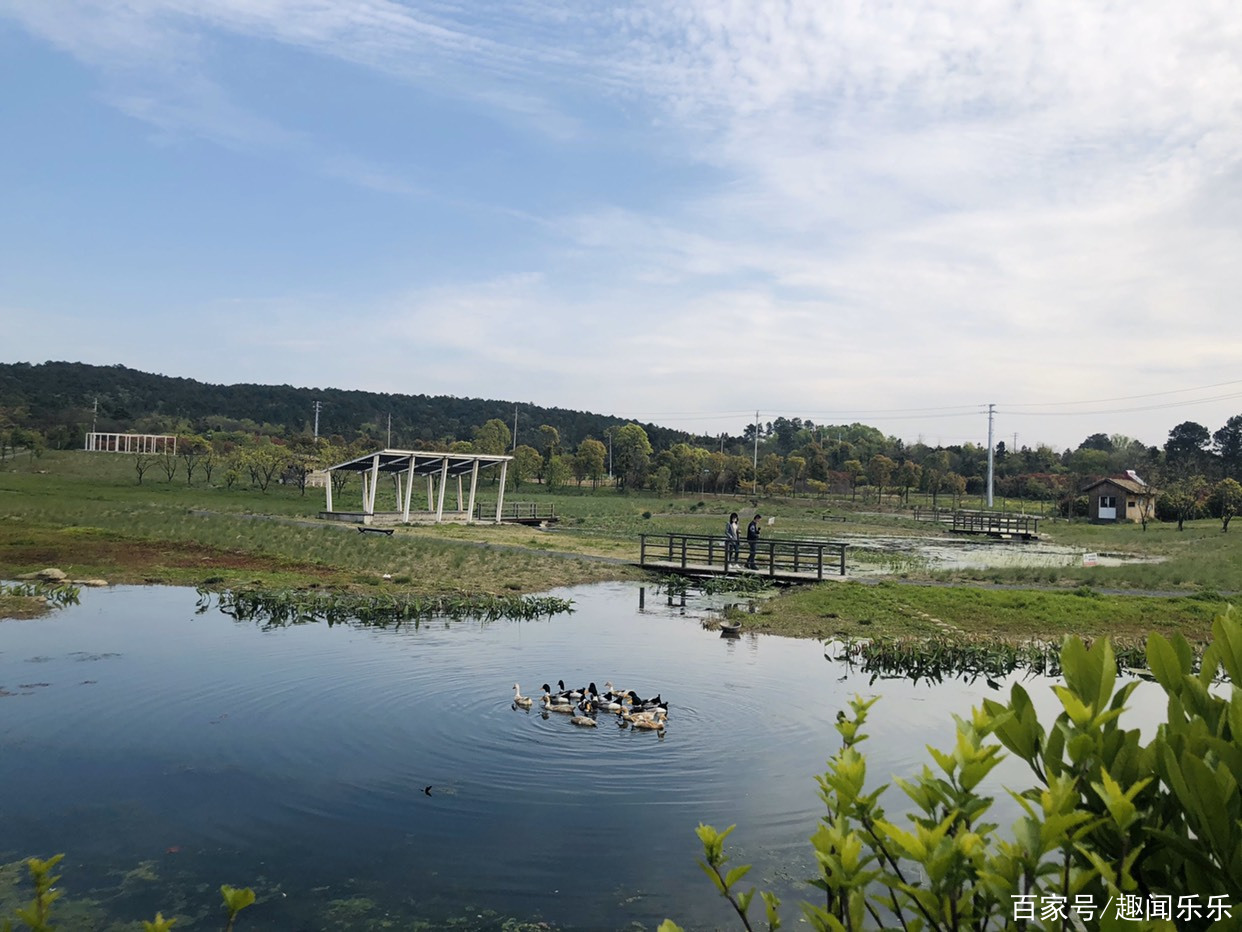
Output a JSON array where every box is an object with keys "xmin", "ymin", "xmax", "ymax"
[{"xmin": 1081, "ymin": 473, "xmax": 1154, "ymax": 523}]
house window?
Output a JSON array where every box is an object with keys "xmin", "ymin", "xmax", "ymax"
[
  {"xmin": 1128, "ymin": 500, "xmax": 1136, "ymax": 508},
  {"xmin": 1099, "ymin": 496, "xmax": 1116, "ymax": 509}
]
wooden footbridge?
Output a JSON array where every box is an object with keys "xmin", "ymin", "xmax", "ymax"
[
  {"xmin": 912, "ymin": 508, "xmax": 1040, "ymax": 540},
  {"xmin": 639, "ymin": 533, "xmax": 847, "ymax": 582}
]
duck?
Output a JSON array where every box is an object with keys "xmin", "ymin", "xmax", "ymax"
[
  {"xmin": 542, "ymin": 696, "xmax": 575, "ymax": 714},
  {"xmin": 592, "ymin": 693, "xmax": 624, "ymax": 713},
  {"xmin": 570, "ymin": 712, "xmax": 598, "ymax": 727},
  {"xmin": 541, "ymin": 684, "xmax": 572, "ymax": 705},
  {"xmin": 621, "ymin": 706, "xmax": 665, "ymax": 725},
  {"xmin": 627, "ymin": 691, "xmax": 667, "ymax": 712},
  {"xmin": 557, "ymin": 680, "xmax": 585, "ymax": 701},
  {"xmin": 512, "ymin": 684, "xmax": 533, "ymax": 708},
  {"xmin": 632, "ymin": 711, "xmax": 667, "ymax": 731}
]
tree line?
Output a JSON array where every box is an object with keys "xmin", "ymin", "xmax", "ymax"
[{"xmin": 4, "ymin": 361, "xmax": 1242, "ymax": 524}]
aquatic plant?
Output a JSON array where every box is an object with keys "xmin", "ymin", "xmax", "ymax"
[
  {"xmin": 0, "ymin": 856, "xmax": 254, "ymax": 931},
  {"xmin": 665, "ymin": 608, "xmax": 1242, "ymax": 932},
  {"xmin": 653, "ymin": 574, "xmax": 773, "ymax": 598},
  {"xmin": 196, "ymin": 586, "xmax": 574, "ymax": 629},
  {"xmin": 0, "ymin": 582, "xmax": 80, "ymax": 609},
  {"xmin": 826, "ymin": 635, "xmax": 1159, "ymax": 685}
]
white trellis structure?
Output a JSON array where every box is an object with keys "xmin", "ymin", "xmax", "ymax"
[
  {"xmin": 320, "ymin": 449, "xmax": 512, "ymax": 525},
  {"xmin": 85, "ymin": 432, "xmax": 178, "ymax": 454}
]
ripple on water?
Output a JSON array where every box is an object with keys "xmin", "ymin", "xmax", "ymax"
[{"xmin": 0, "ymin": 581, "xmax": 1097, "ymax": 930}]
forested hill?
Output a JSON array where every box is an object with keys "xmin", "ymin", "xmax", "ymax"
[{"xmin": 0, "ymin": 361, "xmax": 692, "ymax": 451}]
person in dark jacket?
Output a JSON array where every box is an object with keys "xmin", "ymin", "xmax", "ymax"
[{"xmin": 746, "ymin": 513, "xmax": 762, "ymax": 569}]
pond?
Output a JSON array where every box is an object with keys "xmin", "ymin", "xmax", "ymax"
[
  {"xmin": 0, "ymin": 582, "xmax": 1164, "ymax": 930},
  {"xmin": 841, "ymin": 534, "xmax": 1165, "ymax": 574}
]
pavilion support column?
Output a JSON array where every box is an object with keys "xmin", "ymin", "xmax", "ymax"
[
  {"xmin": 402, "ymin": 456, "xmax": 415, "ymax": 522},
  {"xmin": 367, "ymin": 454, "xmax": 380, "ymax": 515},
  {"xmin": 495, "ymin": 461, "xmax": 508, "ymax": 524},
  {"xmin": 325, "ymin": 472, "xmax": 334, "ymax": 513},
  {"xmin": 427, "ymin": 476, "xmax": 434, "ymax": 511},
  {"xmin": 435, "ymin": 457, "xmax": 449, "ymax": 523},
  {"xmin": 466, "ymin": 461, "xmax": 480, "ymax": 524},
  {"xmin": 456, "ymin": 476, "xmax": 463, "ymax": 512},
  {"xmin": 361, "ymin": 472, "xmax": 369, "ymax": 511}
]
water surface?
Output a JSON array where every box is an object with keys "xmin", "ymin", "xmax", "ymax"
[{"xmin": 0, "ymin": 582, "xmax": 1161, "ymax": 930}]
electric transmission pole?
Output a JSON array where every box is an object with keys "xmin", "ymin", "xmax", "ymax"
[
  {"xmin": 312, "ymin": 400, "xmax": 322, "ymax": 441},
  {"xmin": 986, "ymin": 403, "xmax": 995, "ymax": 508},
  {"xmin": 753, "ymin": 411, "xmax": 760, "ymax": 495}
]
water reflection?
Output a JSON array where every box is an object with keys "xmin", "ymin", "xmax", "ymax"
[{"xmin": 0, "ymin": 582, "xmax": 1168, "ymax": 930}]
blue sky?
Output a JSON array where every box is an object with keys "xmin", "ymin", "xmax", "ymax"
[{"xmin": 3, "ymin": 1, "xmax": 1242, "ymax": 451}]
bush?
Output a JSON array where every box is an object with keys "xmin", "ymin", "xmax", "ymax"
[{"xmin": 663, "ymin": 609, "xmax": 1242, "ymax": 932}]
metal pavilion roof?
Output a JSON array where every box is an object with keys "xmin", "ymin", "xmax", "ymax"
[{"xmin": 326, "ymin": 448, "xmax": 513, "ymax": 477}]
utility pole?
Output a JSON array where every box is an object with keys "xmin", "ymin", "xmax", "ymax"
[
  {"xmin": 753, "ymin": 410, "xmax": 760, "ymax": 495},
  {"xmin": 92, "ymin": 397, "xmax": 98, "ymax": 435},
  {"xmin": 513, "ymin": 404, "xmax": 518, "ymax": 451},
  {"xmin": 605, "ymin": 428, "xmax": 613, "ymax": 480},
  {"xmin": 312, "ymin": 400, "xmax": 322, "ymax": 441},
  {"xmin": 986, "ymin": 403, "xmax": 995, "ymax": 508},
  {"xmin": 387, "ymin": 413, "xmax": 392, "ymax": 448}
]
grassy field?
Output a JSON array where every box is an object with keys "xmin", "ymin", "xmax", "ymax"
[{"xmin": 2, "ymin": 449, "xmax": 1238, "ymax": 643}]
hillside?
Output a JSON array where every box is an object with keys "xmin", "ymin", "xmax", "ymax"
[{"xmin": 0, "ymin": 361, "xmax": 693, "ymax": 451}]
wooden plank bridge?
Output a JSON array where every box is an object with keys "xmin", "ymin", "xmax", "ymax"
[
  {"xmin": 471, "ymin": 502, "xmax": 558, "ymax": 525},
  {"xmin": 639, "ymin": 533, "xmax": 847, "ymax": 582},
  {"xmin": 912, "ymin": 508, "xmax": 1040, "ymax": 540}
]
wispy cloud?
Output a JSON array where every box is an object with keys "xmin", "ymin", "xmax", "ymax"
[{"xmin": 4, "ymin": 0, "xmax": 1242, "ymax": 447}]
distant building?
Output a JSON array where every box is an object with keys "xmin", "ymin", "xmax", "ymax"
[{"xmin": 1081, "ymin": 474, "xmax": 1155, "ymax": 523}]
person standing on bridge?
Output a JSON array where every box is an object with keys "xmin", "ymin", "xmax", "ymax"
[
  {"xmin": 725, "ymin": 512, "xmax": 740, "ymax": 566},
  {"xmin": 746, "ymin": 513, "xmax": 762, "ymax": 569}
]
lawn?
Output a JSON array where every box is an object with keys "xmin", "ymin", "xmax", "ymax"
[{"xmin": 3, "ymin": 449, "xmax": 1238, "ymax": 643}]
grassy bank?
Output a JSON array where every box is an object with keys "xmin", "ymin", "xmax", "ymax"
[
  {"xmin": 744, "ymin": 580, "xmax": 1229, "ymax": 645},
  {"xmin": 3, "ymin": 450, "xmax": 1239, "ymax": 642}
]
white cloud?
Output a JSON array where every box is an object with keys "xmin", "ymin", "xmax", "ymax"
[{"xmin": 4, "ymin": 0, "xmax": 1242, "ymax": 448}]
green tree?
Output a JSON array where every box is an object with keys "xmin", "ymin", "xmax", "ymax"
[
  {"xmin": 574, "ymin": 438, "xmax": 607, "ymax": 490},
  {"xmin": 1165, "ymin": 420, "xmax": 1212, "ymax": 471},
  {"xmin": 944, "ymin": 471, "xmax": 967, "ymax": 508},
  {"xmin": 178, "ymin": 434, "xmax": 210, "ymax": 486},
  {"xmin": 1160, "ymin": 476, "xmax": 1208, "ymax": 530},
  {"xmin": 545, "ymin": 453, "xmax": 572, "ymax": 491},
  {"xmin": 922, "ymin": 450, "xmax": 951, "ymax": 508},
  {"xmin": 510, "ymin": 444, "xmax": 542, "ymax": 489},
  {"xmin": 612, "ymin": 424, "xmax": 652, "ymax": 492},
  {"xmin": 757, "ymin": 453, "xmax": 783, "ymax": 492},
  {"xmin": 537, "ymin": 424, "xmax": 560, "ymax": 459},
  {"xmin": 866, "ymin": 454, "xmax": 896, "ymax": 503},
  {"xmin": 245, "ymin": 442, "xmax": 285, "ymax": 493},
  {"xmin": 895, "ymin": 459, "xmax": 922, "ymax": 504},
  {"xmin": 472, "ymin": 418, "xmax": 512, "ymax": 456},
  {"xmin": 1213, "ymin": 415, "xmax": 1242, "ymax": 479},
  {"xmin": 785, "ymin": 454, "xmax": 807, "ymax": 495},
  {"xmin": 1209, "ymin": 477, "xmax": 1242, "ymax": 532},
  {"xmin": 843, "ymin": 459, "xmax": 865, "ymax": 502}
]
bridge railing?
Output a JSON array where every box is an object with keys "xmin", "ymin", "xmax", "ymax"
[
  {"xmin": 472, "ymin": 502, "xmax": 558, "ymax": 521},
  {"xmin": 639, "ymin": 533, "xmax": 847, "ymax": 579}
]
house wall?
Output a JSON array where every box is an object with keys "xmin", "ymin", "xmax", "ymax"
[
  {"xmin": 1089, "ymin": 482, "xmax": 1124, "ymax": 523},
  {"xmin": 1087, "ymin": 481, "xmax": 1149, "ymax": 523}
]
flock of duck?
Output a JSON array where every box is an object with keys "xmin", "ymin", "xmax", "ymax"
[{"xmin": 512, "ymin": 680, "xmax": 670, "ymax": 732}]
